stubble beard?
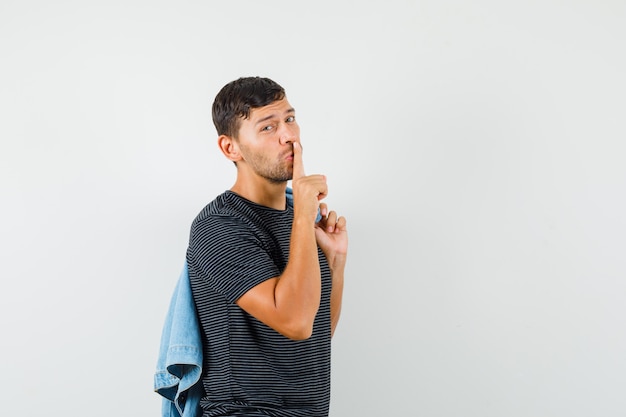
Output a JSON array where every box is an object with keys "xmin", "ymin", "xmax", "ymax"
[{"xmin": 247, "ymin": 153, "xmax": 293, "ymax": 183}]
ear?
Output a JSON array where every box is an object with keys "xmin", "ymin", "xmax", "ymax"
[{"xmin": 218, "ymin": 134, "xmax": 242, "ymax": 162}]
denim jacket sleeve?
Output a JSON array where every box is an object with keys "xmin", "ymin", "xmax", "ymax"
[{"xmin": 154, "ymin": 261, "xmax": 203, "ymax": 417}]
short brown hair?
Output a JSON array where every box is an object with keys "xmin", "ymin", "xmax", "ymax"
[{"xmin": 212, "ymin": 77, "xmax": 286, "ymax": 138}]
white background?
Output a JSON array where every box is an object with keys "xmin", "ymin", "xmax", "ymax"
[{"xmin": 1, "ymin": 1, "xmax": 625, "ymax": 416}]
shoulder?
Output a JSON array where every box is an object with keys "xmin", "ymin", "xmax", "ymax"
[
  {"xmin": 191, "ymin": 191, "xmax": 249, "ymax": 224},
  {"xmin": 191, "ymin": 192, "xmax": 242, "ymax": 232},
  {"xmin": 190, "ymin": 191, "xmax": 271, "ymax": 243}
]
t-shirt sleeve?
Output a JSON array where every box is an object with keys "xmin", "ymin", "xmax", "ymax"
[{"xmin": 187, "ymin": 214, "xmax": 281, "ymax": 303}]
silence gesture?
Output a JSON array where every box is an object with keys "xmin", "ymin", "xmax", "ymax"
[{"xmin": 291, "ymin": 142, "xmax": 328, "ymax": 224}]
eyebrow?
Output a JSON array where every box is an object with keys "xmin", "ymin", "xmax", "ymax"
[{"xmin": 254, "ymin": 108, "xmax": 295, "ymax": 126}]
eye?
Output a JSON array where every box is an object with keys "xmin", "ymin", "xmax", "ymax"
[
  {"xmin": 261, "ymin": 125, "xmax": 274, "ymax": 132},
  {"xmin": 286, "ymin": 116, "xmax": 295, "ymax": 123}
]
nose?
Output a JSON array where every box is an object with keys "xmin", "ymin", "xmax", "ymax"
[{"xmin": 278, "ymin": 123, "xmax": 298, "ymax": 145}]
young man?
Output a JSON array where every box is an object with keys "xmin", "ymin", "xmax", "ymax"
[{"xmin": 187, "ymin": 77, "xmax": 348, "ymax": 416}]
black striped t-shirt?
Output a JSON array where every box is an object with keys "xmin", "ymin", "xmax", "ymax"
[{"xmin": 187, "ymin": 191, "xmax": 332, "ymax": 417}]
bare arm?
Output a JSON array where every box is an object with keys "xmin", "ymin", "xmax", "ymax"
[
  {"xmin": 315, "ymin": 203, "xmax": 348, "ymax": 337},
  {"xmin": 236, "ymin": 142, "xmax": 328, "ymax": 340},
  {"xmin": 329, "ymin": 264, "xmax": 345, "ymax": 337}
]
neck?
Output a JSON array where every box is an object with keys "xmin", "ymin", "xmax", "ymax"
[{"xmin": 230, "ymin": 179, "xmax": 288, "ymax": 210}]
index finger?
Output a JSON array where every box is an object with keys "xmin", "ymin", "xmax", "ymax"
[{"xmin": 292, "ymin": 142, "xmax": 306, "ymax": 180}]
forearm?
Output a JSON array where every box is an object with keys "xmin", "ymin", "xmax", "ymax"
[
  {"xmin": 273, "ymin": 216, "xmax": 322, "ymax": 337},
  {"xmin": 330, "ymin": 268, "xmax": 344, "ymax": 337},
  {"xmin": 315, "ymin": 213, "xmax": 348, "ymax": 338}
]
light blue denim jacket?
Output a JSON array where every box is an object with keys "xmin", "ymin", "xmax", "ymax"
[
  {"xmin": 153, "ymin": 188, "xmax": 320, "ymax": 417},
  {"xmin": 154, "ymin": 261, "xmax": 203, "ymax": 417}
]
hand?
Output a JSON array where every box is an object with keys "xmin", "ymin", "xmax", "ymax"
[
  {"xmin": 315, "ymin": 203, "xmax": 348, "ymax": 269},
  {"xmin": 291, "ymin": 142, "xmax": 327, "ymax": 223}
]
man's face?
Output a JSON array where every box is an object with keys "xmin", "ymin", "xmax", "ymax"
[{"xmin": 235, "ymin": 98, "xmax": 300, "ymax": 183}]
